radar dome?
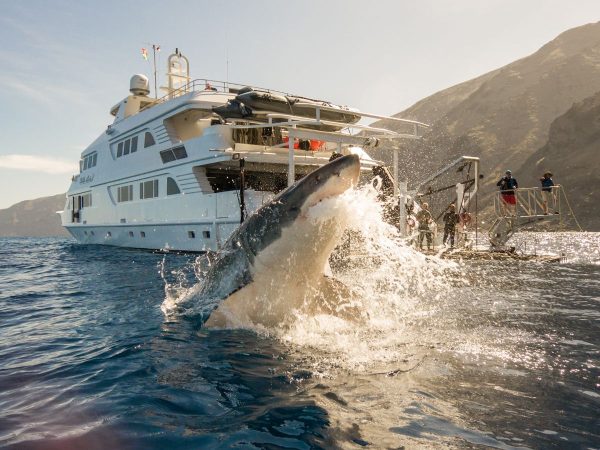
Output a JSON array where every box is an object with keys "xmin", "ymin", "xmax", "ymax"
[{"xmin": 130, "ymin": 74, "xmax": 150, "ymax": 96}]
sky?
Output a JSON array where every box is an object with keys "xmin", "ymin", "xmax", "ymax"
[{"xmin": 0, "ymin": 0, "xmax": 599, "ymax": 209}]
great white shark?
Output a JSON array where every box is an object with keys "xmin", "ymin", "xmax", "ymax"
[{"xmin": 176, "ymin": 154, "xmax": 361, "ymax": 328}]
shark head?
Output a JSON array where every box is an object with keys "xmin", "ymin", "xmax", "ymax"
[{"xmin": 237, "ymin": 154, "xmax": 361, "ymax": 259}]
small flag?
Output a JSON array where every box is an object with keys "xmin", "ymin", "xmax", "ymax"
[{"xmin": 141, "ymin": 48, "xmax": 148, "ymax": 60}]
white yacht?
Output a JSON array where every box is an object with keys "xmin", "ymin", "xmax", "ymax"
[{"xmin": 60, "ymin": 50, "xmax": 425, "ymax": 251}]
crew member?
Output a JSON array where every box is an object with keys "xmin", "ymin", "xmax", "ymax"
[
  {"xmin": 443, "ymin": 204, "xmax": 459, "ymax": 248},
  {"xmin": 540, "ymin": 171, "xmax": 556, "ymax": 214},
  {"xmin": 497, "ymin": 170, "xmax": 518, "ymax": 215},
  {"xmin": 416, "ymin": 202, "xmax": 433, "ymax": 250}
]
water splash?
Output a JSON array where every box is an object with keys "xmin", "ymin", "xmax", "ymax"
[{"xmin": 160, "ymin": 184, "xmax": 462, "ymax": 372}]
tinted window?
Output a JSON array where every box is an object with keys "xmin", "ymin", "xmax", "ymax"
[
  {"xmin": 91, "ymin": 153, "xmax": 97, "ymax": 166},
  {"xmin": 167, "ymin": 177, "xmax": 180, "ymax": 195},
  {"xmin": 160, "ymin": 150, "xmax": 176, "ymax": 163},
  {"xmin": 131, "ymin": 136, "xmax": 138, "ymax": 153},
  {"xmin": 140, "ymin": 180, "xmax": 159, "ymax": 199},
  {"xmin": 144, "ymin": 132, "xmax": 155, "ymax": 148},
  {"xmin": 173, "ymin": 146, "xmax": 187, "ymax": 159},
  {"xmin": 117, "ymin": 142, "xmax": 123, "ymax": 157},
  {"xmin": 124, "ymin": 139, "xmax": 130, "ymax": 155}
]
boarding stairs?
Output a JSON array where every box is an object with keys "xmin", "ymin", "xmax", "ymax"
[{"xmin": 488, "ymin": 186, "xmax": 564, "ymax": 248}]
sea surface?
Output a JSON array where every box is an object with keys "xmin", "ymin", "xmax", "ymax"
[{"xmin": 0, "ymin": 230, "xmax": 599, "ymax": 449}]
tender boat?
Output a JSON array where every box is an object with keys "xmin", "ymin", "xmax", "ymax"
[{"xmin": 60, "ymin": 49, "xmax": 426, "ymax": 251}]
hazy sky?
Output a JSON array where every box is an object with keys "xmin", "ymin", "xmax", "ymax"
[{"xmin": 1, "ymin": 0, "xmax": 599, "ymax": 208}]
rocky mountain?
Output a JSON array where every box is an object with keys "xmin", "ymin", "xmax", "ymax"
[
  {"xmin": 523, "ymin": 91, "xmax": 600, "ymax": 230},
  {"xmin": 0, "ymin": 193, "xmax": 69, "ymax": 237},
  {"xmin": 373, "ymin": 21, "xmax": 600, "ymax": 230}
]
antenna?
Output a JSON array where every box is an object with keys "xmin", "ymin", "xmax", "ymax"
[{"xmin": 152, "ymin": 44, "xmax": 160, "ymax": 99}]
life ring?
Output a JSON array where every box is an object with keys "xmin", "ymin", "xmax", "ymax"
[{"xmin": 460, "ymin": 212, "xmax": 472, "ymax": 225}]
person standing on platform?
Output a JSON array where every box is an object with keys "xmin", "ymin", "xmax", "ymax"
[
  {"xmin": 442, "ymin": 204, "xmax": 459, "ymax": 248},
  {"xmin": 416, "ymin": 202, "xmax": 433, "ymax": 250},
  {"xmin": 540, "ymin": 171, "xmax": 556, "ymax": 214},
  {"xmin": 497, "ymin": 170, "xmax": 518, "ymax": 215}
]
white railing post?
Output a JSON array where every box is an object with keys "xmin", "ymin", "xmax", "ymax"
[{"xmin": 288, "ymin": 125, "xmax": 296, "ymax": 186}]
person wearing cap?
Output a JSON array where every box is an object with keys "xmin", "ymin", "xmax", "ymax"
[
  {"xmin": 497, "ymin": 170, "xmax": 518, "ymax": 215},
  {"xmin": 540, "ymin": 171, "xmax": 556, "ymax": 214},
  {"xmin": 416, "ymin": 202, "xmax": 433, "ymax": 250},
  {"xmin": 442, "ymin": 203, "xmax": 459, "ymax": 248}
]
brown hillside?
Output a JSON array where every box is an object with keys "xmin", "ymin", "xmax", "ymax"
[
  {"xmin": 372, "ymin": 21, "xmax": 600, "ymax": 227},
  {"xmin": 0, "ymin": 193, "xmax": 69, "ymax": 237},
  {"xmin": 523, "ymin": 91, "xmax": 600, "ymax": 230}
]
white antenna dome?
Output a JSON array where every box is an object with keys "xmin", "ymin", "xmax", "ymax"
[{"xmin": 130, "ymin": 74, "xmax": 150, "ymax": 96}]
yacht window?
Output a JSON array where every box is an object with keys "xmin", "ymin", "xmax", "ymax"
[
  {"xmin": 160, "ymin": 146, "xmax": 187, "ymax": 164},
  {"xmin": 167, "ymin": 177, "xmax": 181, "ymax": 195},
  {"xmin": 129, "ymin": 231, "xmax": 134, "ymax": 237},
  {"xmin": 144, "ymin": 132, "xmax": 155, "ymax": 148},
  {"xmin": 117, "ymin": 185, "xmax": 133, "ymax": 202},
  {"xmin": 131, "ymin": 136, "xmax": 138, "ymax": 153},
  {"xmin": 140, "ymin": 231, "xmax": 146, "ymax": 238},
  {"xmin": 117, "ymin": 142, "xmax": 123, "ymax": 157},
  {"xmin": 173, "ymin": 146, "xmax": 187, "ymax": 159},
  {"xmin": 81, "ymin": 152, "xmax": 98, "ymax": 171},
  {"xmin": 124, "ymin": 139, "xmax": 131, "ymax": 155},
  {"xmin": 160, "ymin": 149, "xmax": 176, "ymax": 163},
  {"xmin": 188, "ymin": 231, "xmax": 196, "ymax": 239},
  {"xmin": 82, "ymin": 192, "xmax": 92, "ymax": 207},
  {"xmin": 140, "ymin": 179, "xmax": 159, "ymax": 199}
]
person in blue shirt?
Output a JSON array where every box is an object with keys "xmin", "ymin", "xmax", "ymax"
[
  {"xmin": 540, "ymin": 171, "xmax": 556, "ymax": 214},
  {"xmin": 497, "ymin": 170, "xmax": 518, "ymax": 215}
]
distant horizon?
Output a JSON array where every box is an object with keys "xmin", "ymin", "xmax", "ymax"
[{"xmin": 1, "ymin": 0, "xmax": 599, "ymax": 208}]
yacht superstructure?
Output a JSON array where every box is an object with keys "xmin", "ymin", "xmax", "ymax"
[{"xmin": 60, "ymin": 50, "xmax": 426, "ymax": 251}]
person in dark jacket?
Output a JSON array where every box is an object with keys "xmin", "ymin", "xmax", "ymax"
[
  {"xmin": 497, "ymin": 170, "xmax": 518, "ymax": 215},
  {"xmin": 442, "ymin": 204, "xmax": 459, "ymax": 248},
  {"xmin": 416, "ymin": 202, "xmax": 433, "ymax": 250},
  {"xmin": 540, "ymin": 171, "xmax": 556, "ymax": 214}
]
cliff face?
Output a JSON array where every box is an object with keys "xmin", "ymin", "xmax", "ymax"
[
  {"xmin": 0, "ymin": 193, "xmax": 69, "ymax": 237},
  {"xmin": 372, "ymin": 22, "xmax": 600, "ymax": 229},
  {"xmin": 522, "ymin": 92, "xmax": 600, "ymax": 230}
]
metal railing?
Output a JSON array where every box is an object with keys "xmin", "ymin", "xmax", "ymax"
[{"xmin": 493, "ymin": 186, "xmax": 563, "ymax": 219}]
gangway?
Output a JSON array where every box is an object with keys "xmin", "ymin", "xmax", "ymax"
[{"xmin": 488, "ymin": 186, "xmax": 565, "ymax": 248}]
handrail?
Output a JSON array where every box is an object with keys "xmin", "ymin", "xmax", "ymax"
[{"xmin": 493, "ymin": 186, "xmax": 563, "ymax": 219}]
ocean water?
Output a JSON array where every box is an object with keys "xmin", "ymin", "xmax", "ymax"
[{"xmin": 1, "ymin": 196, "xmax": 599, "ymax": 449}]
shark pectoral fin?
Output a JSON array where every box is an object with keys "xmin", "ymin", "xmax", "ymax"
[{"xmin": 315, "ymin": 276, "xmax": 363, "ymax": 320}]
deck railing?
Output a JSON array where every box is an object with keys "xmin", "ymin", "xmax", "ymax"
[{"xmin": 493, "ymin": 186, "xmax": 563, "ymax": 219}]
